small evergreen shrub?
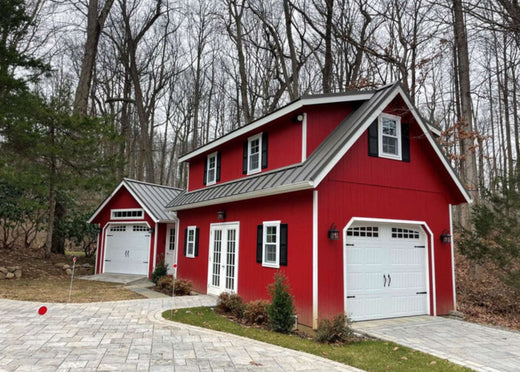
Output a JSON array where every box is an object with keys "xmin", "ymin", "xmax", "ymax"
[
  {"xmin": 156, "ymin": 276, "xmax": 192, "ymax": 295},
  {"xmin": 216, "ymin": 292, "xmax": 245, "ymax": 318},
  {"xmin": 152, "ymin": 260, "xmax": 168, "ymax": 284},
  {"xmin": 267, "ymin": 271, "xmax": 295, "ymax": 333},
  {"xmin": 243, "ymin": 300, "xmax": 270, "ymax": 325},
  {"xmin": 315, "ymin": 314, "xmax": 354, "ymax": 344}
]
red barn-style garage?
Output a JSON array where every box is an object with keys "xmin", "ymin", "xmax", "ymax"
[
  {"xmin": 167, "ymin": 82, "xmax": 470, "ymax": 329},
  {"xmin": 88, "ymin": 179, "xmax": 182, "ymax": 278}
]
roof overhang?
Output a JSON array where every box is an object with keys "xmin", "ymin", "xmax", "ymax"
[
  {"xmin": 179, "ymin": 93, "xmax": 374, "ymax": 163},
  {"xmin": 87, "ymin": 180, "xmax": 162, "ymax": 224},
  {"xmin": 168, "ymin": 181, "xmax": 314, "ymax": 211},
  {"xmin": 311, "ymin": 84, "xmax": 471, "ymax": 204}
]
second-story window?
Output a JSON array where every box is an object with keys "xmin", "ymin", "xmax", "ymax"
[
  {"xmin": 243, "ymin": 133, "xmax": 268, "ymax": 175},
  {"xmin": 203, "ymin": 152, "xmax": 220, "ymax": 186}
]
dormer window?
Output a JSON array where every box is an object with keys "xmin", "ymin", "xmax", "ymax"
[
  {"xmin": 248, "ymin": 134, "xmax": 262, "ymax": 174},
  {"xmin": 243, "ymin": 133, "xmax": 268, "ymax": 175},
  {"xmin": 379, "ymin": 114, "xmax": 401, "ymax": 160},
  {"xmin": 203, "ymin": 152, "xmax": 221, "ymax": 186}
]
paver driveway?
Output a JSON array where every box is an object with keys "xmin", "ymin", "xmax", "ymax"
[
  {"xmin": 0, "ymin": 296, "xmax": 359, "ymax": 372},
  {"xmin": 352, "ymin": 316, "xmax": 520, "ymax": 372}
]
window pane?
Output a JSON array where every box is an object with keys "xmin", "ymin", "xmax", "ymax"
[
  {"xmin": 249, "ymin": 154, "xmax": 259, "ymax": 170},
  {"xmin": 264, "ymin": 244, "xmax": 277, "ymax": 263},
  {"xmin": 250, "ymin": 139, "xmax": 259, "ymax": 154},
  {"xmin": 382, "ymin": 136, "xmax": 398, "ymax": 155},
  {"xmin": 208, "ymin": 156, "xmax": 216, "ymax": 169},
  {"xmin": 382, "ymin": 118, "xmax": 397, "ymax": 136},
  {"xmin": 266, "ymin": 226, "xmax": 277, "ymax": 243},
  {"xmin": 208, "ymin": 169, "xmax": 215, "ymax": 182}
]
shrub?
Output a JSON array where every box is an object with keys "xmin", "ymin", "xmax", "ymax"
[
  {"xmin": 216, "ymin": 292, "xmax": 245, "ymax": 318},
  {"xmin": 315, "ymin": 314, "xmax": 354, "ymax": 344},
  {"xmin": 156, "ymin": 276, "xmax": 192, "ymax": 296},
  {"xmin": 243, "ymin": 300, "xmax": 270, "ymax": 325},
  {"xmin": 267, "ymin": 271, "xmax": 295, "ymax": 333},
  {"xmin": 152, "ymin": 259, "xmax": 168, "ymax": 284}
]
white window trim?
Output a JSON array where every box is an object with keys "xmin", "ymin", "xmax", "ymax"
[
  {"xmin": 110, "ymin": 208, "xmax": 144, "ymax": 220},
  {"xmin": 186, "ymin": 226, "xmax": 197, "ymax": 258},
  {"xmin": 206, "ymin": 152, "xmax": 218, "ymax": 186},
  {"xmin": 262, "ymin": 220, "xmax": 280, "ymax": 268},
  {"xmin": 378, "ymin": 113, "xmax": 402, "ymax": 160},
  {"xmin": 247, "ymin": 133, "xmax": 262, "ymax": 175}
]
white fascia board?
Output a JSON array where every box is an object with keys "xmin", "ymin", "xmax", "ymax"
[
  {"xmin": 312, "ymin": 86, "xmax": 472, "ymax": 205},
  {"xmin": 169, "ymin": 181, "xmax": 314, "ymax": 211},
  {"xmin": 396, "ymin": 86, "xmax": 472, "ymax": 204},
  {"xmin": 87, "ymin": 180, "xmax": 161, "ymax": 224},
  {"xmin": 87, "ymin": 180, "xmax": 126, "ymax": 223},
  {"xmin": 179, "ymin": 94, "xmax": 374, "ymax": 163}
]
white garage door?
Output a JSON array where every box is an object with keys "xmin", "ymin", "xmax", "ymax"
[
  {"xmin": 345, "ymin": 222, "xmax": 429, "ymax": 321},
  {"xmin": 104, "ymin": 224, "xmax": 151, "ymax": 275}
]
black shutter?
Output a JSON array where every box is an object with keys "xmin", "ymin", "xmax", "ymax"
[
  {"xmin": 183, "ymin": 228, "xmax": 187, "ymax": 256},
  {"xmin": 216, "ymin": 152, "xmax": 221, "ymax": 181},
  {"xmin": 256, "ymin": 225, "xmax": 263, "ymax": 263},
  {"xmin": 401, "ymin": 123, "xmax": 410, "ymax": 162},
  {"xmin": 261, "ymin": 133, "xmax": 268, "ymax": 169},
  {"xmin": 194, "ymin": 228, "xmax": 200, "ymax": 257},
  {"xmin": 203, "ymin": 157, "xmax": 208, "ymax": 185},
  {"xmin": 242, "ymin": 141, "xmax": 248, "ymax": 174},
  {"xmin": 279, "ymin": 224, "xmax": 288, "ymax": 266},
  {"xmin": 368, "ymin": 119, "xmax": 379, "ymax": 157}
]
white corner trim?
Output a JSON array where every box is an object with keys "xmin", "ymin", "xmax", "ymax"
[
  {"xmin": 152, "ymin": 222, "xmax": 158, "ymax": 276},
  {"xmin": 94, "ymin": 226, "xmax": 100, "ymax": 274},
  {"xmin": 449, "ymin": 204, "xmax": 457, "ymax": 310},
  {"xmin": 312, "ymin": 190, "xmax": 318, "ymax": 329},
  {"xmin": 301, "ymin": 113, "xmax": 308, "ymax": 162},
  {"xmin": 174, "ymin": 216, "xmax": 180, "ymax": 279},
  {"xmin": 179, "ymin": 94, "xmax": 375, "ymax": 163},
  {"xmin": 342, "ymin": 217, "xmax": 436, "ymax": 318}
]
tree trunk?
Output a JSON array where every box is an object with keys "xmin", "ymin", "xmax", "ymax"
[{"xmin": 73, "ymin": 0, "xmax": 115, "ymax": 116}]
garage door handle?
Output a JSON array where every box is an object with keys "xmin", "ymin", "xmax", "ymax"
[
  {"xmin": 105, "ymin": 259, "xmax": 111, "ymax": 262},
  {"xmin": 383, "ymin": 274, "xmax": 387, "ymax": 287},
  {"xmin": 388, "ymin": 274, "xmax": 391, "ymax": 287}
]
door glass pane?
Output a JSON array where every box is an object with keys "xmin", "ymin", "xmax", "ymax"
[
  {"xmin": 225, "ymin": 229, "xmax": 236, "ymax": 290},
  {"xmin": 212, "ymin": 229, "xmax": 222, "ymax": 287},
  {"xmin": 168, "ymin": 228, "xmax": 175, "ymax": 250}
]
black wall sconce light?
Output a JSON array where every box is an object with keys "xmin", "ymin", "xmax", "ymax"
[
  {"xmin": 148, "ymin": 227, "xmax": 155, "ymax": 234},
  {"xmin": 328, "ymin": 223, "xmax": 340, "ymax": 240},
  {"xmin": 292, "ymin": 113, "xmax": 304, "ymax": 123},
  {"xmin": 217, "ymin": 210, "xmax": 226, "ymax": 220},
  {"xmin": 440, "ymin": 229, "xmax": 451, "ymax": 243}
]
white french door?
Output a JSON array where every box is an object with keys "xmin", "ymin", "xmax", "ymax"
[
  {"xmin": 165, "ymin": 224, "xmax": 177, "ymax": 275},
  {"xmin": 207, "ymin": 222, "xmax": 240, "ymax": 295}
]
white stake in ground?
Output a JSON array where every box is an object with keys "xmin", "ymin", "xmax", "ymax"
[
  {"xmin": 170, "ymin": 263, "xmax": 177, "ymax": 319},
  {"xmin": 68, "ymin": 256, "xmax": 76, "ymax": 303}
]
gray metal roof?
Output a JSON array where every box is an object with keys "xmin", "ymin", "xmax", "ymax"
[
  {"xmin": 123, "ymin": 179, "xmax": 182, "ymax": 221},
  {"xmin": 88, "ymin": 178, "xmax": 182, "ymax": 223},
  {"xmin": 167, "ymin": 82, "xmax": 470, "ymax": 210}
]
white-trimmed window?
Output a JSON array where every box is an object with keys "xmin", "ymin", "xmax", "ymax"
[
  {"xmin": 379, "ymin": 113, "xmax": 401, "ymax": 160},
  {"xmin": 111, "ymin": 209, "xmax": 143, "ymax": 219},
  {"xmin": 206, "ymin": 152, "xmax": 217, "ymax": 185},
  {"xmin": 247, "ymin": 133, "xmax": 262, "ymax": 175},
  {"xmin": 185, "ymin": 226, "xmax": 197, "ymax": 258},
  {"xmin": 263, "ymin": 221, "xmax": 280, "ymax": 268}
]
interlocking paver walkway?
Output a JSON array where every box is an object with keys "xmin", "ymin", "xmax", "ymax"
[
  {"xmin": 0, "ymin": 296, "xmax": 360, "ymax": 372},
  {"xmin": 352, "ymin": 316, "xmax": 520, "ymax": 372}
]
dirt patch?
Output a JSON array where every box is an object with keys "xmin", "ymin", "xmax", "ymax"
[
  {"xmin": 0, "ymin": 248, "xmax": 143, "ymax": 302},
  {"xmin": 456, "ymin": 251, "xmax": 520, "ymax": 331}
]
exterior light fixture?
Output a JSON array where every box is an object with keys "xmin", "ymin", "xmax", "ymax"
[
  {"xmin": 440, "ymin": 229, "xmax": 451, "ymax": 243},
  {"xmin": 217, "ymin": 210, "xmax": 226, "ymax": 220},
  {"xmin": 292, "ymin": 113, "xmax": 304, "ymax": 122},
  {"xmin": 148, "ymin": 227, "xmax": 155, "ymax": 234},
  {"xmin": 328, "ymin": 223, "xmax": 340, "ymax": 240}
]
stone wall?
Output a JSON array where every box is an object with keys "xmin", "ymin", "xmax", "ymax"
[{"xmin": 0, "ymin": 266, "xmax": 22, "ymax": 280}]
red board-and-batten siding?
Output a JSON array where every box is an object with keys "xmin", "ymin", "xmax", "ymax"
[
  {"xmin": 187, "ymin": 104, "xmax": 354, "ymax": 192},
  {"xmin": 177, "ymin": 98, "xmax": 464, "ymax": 327},
  {"xmin": 90, "ymin": 187, "xmax": 167, "ymax": 278}
]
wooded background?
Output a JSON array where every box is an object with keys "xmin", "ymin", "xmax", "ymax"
[{"xmin": 1, "ymin": 0, "xmax": 520, "ymax": 259}]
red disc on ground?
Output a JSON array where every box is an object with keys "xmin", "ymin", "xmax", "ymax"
[{"xmin": 38, "ymin": 306, "xmax": 47, "ymax": 315}]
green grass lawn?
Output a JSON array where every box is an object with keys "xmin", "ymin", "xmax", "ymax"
[{"xmin": 163, "ymin": 307, "xmax": 470, "ymax": 372}]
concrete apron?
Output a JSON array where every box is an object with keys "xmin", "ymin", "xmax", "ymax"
[{"xmin": 78, "ymin": 273, "xmax": 147, "ymax": 285}]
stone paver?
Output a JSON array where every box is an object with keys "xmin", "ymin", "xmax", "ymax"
[
  {"xmin": 0, "ymin": 296, "xmax": 360, "ymax": 372},
  {"xmin": 352, "ymin": 316, "xmax": 520, "ymax": 372}
]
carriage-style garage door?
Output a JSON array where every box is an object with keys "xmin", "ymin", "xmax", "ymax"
[
  {"xmin": 104, "ymin": 224, "xmax": 150, "ymax": 275},
  {"xmin": 345, "ymin": 222, "xmax": 429, "ymax": 321}
]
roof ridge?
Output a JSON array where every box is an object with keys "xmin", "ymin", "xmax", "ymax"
[{"xmin": 123, "ymin": 178, "xmax": 183, "ymax": 191}]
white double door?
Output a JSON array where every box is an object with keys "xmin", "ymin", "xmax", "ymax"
[
  {"xmin": 207, "ymin": 223, "xmax": 239, "ymax": 295},
  {"xmin": 345, "ymin": 223, "xmax": 429, "ymax": 321}
]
